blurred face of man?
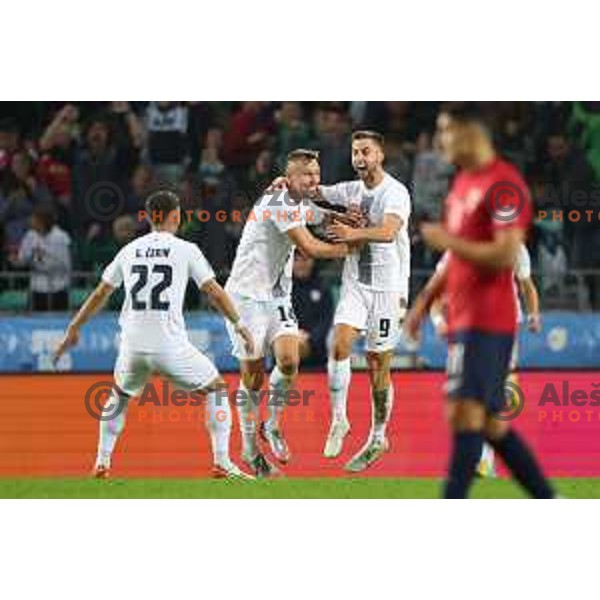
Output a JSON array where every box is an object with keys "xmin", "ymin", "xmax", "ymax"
[
  {"xmin": 113, "ymin": 217, "xmax": 137, "ymax": 245},
  {"xmin": 87, "ymin": 122, "xmax": 109, "ymax": 152},
  {"xmin": 287, "ymin": 158, "xmax": 320, "ymax": 199},
  {"xmin": 132, "ymin": 166, "xmax": 153, "ymax": 197},
  {"xmin": 11, "ymin": 152, "xmax": 31, "ymax": 180},
  {"xmin": 547, "ymin": 135, "xmax": 569, "ymax": 162},
  {"xmin": 352, "ymin": 138, "xmax": 384, "ymax": 180},
  {"xmin": 436, "ymin": 112, "xmax": 480, "ymax": 166}
]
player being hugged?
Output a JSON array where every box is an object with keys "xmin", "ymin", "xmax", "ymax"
[
  {"xmin": 405, "ymin": 104, "xmax": 556, "ymax": 499},
  {"xmin": 54, "ymin": 190, "xmax": 255, "ymax": 480},
  {"xmin": 319, "ymin": 131, "xmax": 412, "ymax": 472},
  {"xmin": 225, "ymin": 149, "xmax": 349, "ymax": 477}
]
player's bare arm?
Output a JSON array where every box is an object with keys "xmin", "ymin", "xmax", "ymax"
[
  {"xmin": 53, "ymin": 281, "xmax": 115, "ymax": 363},
  {"xmin": 201, "ymin": 279, "xmax": 255, "ymax": 355},
  {"xmin": 286, "ymin": 226, "xmax": 348, "ymax": 259},
  {"xmin": 429, "ymin": 296, "xmax": 448, "ymax": 338},
  {"xmin": 266, "ymin": 176, "xmax": 362, "ymax": 228},
  {"xmin": 519, "ymin": 276, "xmax": 542, "ymax": 332},
  {"xmin": 327, "ymin": 214, "xmax": 402, "ymax": 244},
  {"xmin": 404, "ymin": 262, "xmax": 447, "ymax": 341},
  {"xmin": 421, "ymin": 223, "xmax": 524, "ymax": 269}
]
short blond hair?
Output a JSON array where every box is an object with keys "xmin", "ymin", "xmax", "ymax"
[{"xmin": 286, "ymin": 148, "xmax": 319, "ymax": 166}]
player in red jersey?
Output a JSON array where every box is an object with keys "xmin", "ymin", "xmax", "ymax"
[{"xmin": 405, "ymin": 103, "xmax": 556, "ymax": 499}]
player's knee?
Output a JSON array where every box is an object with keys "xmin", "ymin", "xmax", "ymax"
[
  {"xmin": 484, "ymin": 416, "xmax": 510, "ymax": 442},
  {"xmin": 277, "ymin": 354, "xmax": 299, "ymax": 377},
  {"xmin": 448, "ymin": 400, "xmax": 485, "ymax": 432},
  {"xmin": 366, "ymin": 351, "xmax": 391, "ymax": 387},
  {"xmin": 331, "ymin": 325, "xmax": 356, "ymax": 361},
  {"xmin": 366, "ymin": 350, "xmax": 388, "ymax": 369},
  {"xmin": 332, "ymin": 339, "xmax": 353, "ymax": 361},
  {"xmin": 242, "ymin": 371, "xmax": 264, "ymax": 391}
]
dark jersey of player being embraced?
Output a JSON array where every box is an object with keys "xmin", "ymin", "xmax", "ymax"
[{"xmin": 444, "ymin": 157, "xmax": 533, "ymax": 336}]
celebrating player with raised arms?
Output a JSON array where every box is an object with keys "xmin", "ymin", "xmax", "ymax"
[
  {"xmin": 405, "ymin": 103, "xmax": 555, "ymax": 499},
  {"xmin": 320, "ymin": 131, "xmax": 412, "ymax": 472},
  {"xmin": 54, "ymin": 190, "xmax": 255, "ymax": 480},
  {"xmin": 225, "ymin": 149, "xmax": 349, "ymax": 477}
]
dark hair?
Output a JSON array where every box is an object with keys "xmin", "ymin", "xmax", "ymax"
[
  {"xmin": 287, "ymin": 148, "xmax": 320, "ymax": 164},
  {"xmin": 352, "ymin": 130, "xmax": 385, "ymax": 149},
  {"xmin": 145, "ymin": 189, "xmax": 181, "ymax": 223},
  {"xmin": 32, "ymin": 204, "xmax": 56, "ymax": 233},
  {"xmin": 442, "ymin": 102, "xmax": 493, "ymax": 129}
]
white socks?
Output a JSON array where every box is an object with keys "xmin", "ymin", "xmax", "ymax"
[
  {"xmin": 95, "ymin": 391, "xmax": 129, "ymax": 468},
  {"xmin": 328, "ymin": 358, "xmax": 351, "ymax": 423},
  {"xmin": 266, "ymin": 366, "xmax": 294, "ymax": 432},
  {"xmin": 480, "ymin": 442, "xmax": 495, "ymax": 466},
  {"xmin": 372, "ymin": 384, "xmax": 394, "ymax": 443},
  {"xmin": 237, "ymin": 382, "xmax": 260, "ymax": 459},
  {"xmin": 96, "ymin": 388, "xmax": 234, "ymax": 469},
  {"xmin": 205, "ymin": 389, "xmax": 232, "ymax": 467}
]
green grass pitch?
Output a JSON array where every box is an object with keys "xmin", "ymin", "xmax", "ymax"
[{"xmin": 0, "ymin": 478, "xmax": 598, "ymax": 498}]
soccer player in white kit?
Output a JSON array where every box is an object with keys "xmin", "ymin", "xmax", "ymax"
[
  {"xmin": 425, "ymin": 243, "xmax": 542, "ymax": 476},
  {"xmin": 53, "ymin": 190, "xmax": 255, "ymax": 480},
  {"xmin": 321, "ymin": 131, "xmax": 412, "ymax": 472},
  {"xmin": 224, "ymin": 149, "xmax": 349, "ymax": 477}
]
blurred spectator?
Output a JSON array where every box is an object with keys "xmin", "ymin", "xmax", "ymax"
[
  {"xmin": 37, "ymin": 104, "xmax": 78, "ymax": 214},
  {"xmin": 314, "ymin": 105, "xmax": 353, "ymax": 184},
  {"xmin": 78, "ymin": 213, "xmax": 138, "ymax": 274},
  {"xmin": 570, "ymin": 101, "xmax": 600, "ymax": 180},
  {"xmin": 223, "ymin": 102, "xmax": 274, "ymax": 174},
  {"xmin": 274, "ymin": 102, "xmax": 312, "ymax": 168},
  {"xmin": 386, "ymin": 102, "xmax": 418, "ymax": 149},
  {"xmin": 0, "ymin": 118, "xmax": 21, "ymax": 172},
  {"xmin": 246, "ymin": 149, "xmax": 275, "ymax": 197},
  {"xmin": 385, "ymin": 138, "xmax": 412, "ymax": 184},
  {"xmin": 199, "ymin": 147, "xmax": 225, "ymax": 187},
  {"xmin": 108, "ymin": 102, "xmax": 146, "ymax": 151},
  {"xmin": 15, "ymin": 205, "xmax": 71, "ymax": 311},
  {"xmin": 292, "ymin": 253, "xmax": 334, "ymax": 367},
  {"xmin": 496, "ymin": 116, "xmax": 534, "ymax": 172},
  {"xmin": 535, "ymin": 219, "xmax": 568, "ymax": 297},
  {"xmin": 349, "ymin": 101, "xmax": 388, "ymax": 132},
  {"xmin": 72, "ymin": 113, "xmax": 138, "ymax": 239},
  {"xmin": 126, "ymin": 164, "xmax": 155, "ymax": 216},
  {"xmin": 145, "ymin": 101, "xmax": 189, "ymax": 182},
  {"xmin": 0, "ymin": 150, "xmax": 53, "ymax": 252},
  {"xmin": 411, "ymin": 132, "xmax": 453, "ymax": 221},
  {"xmin": 188, "ymin": 102, "xmax": 216, "ymax": 173}
]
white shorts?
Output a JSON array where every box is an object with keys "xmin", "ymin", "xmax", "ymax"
[
  {"xmin": 226, "ymin": 293, "xmax": 299, "ymax": 360},
  {"xmin": 334, "ymin": 281, "xmax": 407, "ymax": 352},
  {"xmin": 114, "ymin": 341, "xmax": 220, "ymax": 396}
]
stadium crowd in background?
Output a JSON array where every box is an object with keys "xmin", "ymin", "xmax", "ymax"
[{"xmin": 1, "ymin": 101, "xmax": 600, "ymax": 313}]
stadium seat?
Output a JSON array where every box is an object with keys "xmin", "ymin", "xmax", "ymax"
[{"xmin": 0, "ymin": 290, "xmax": 28, "ymax": 311}]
